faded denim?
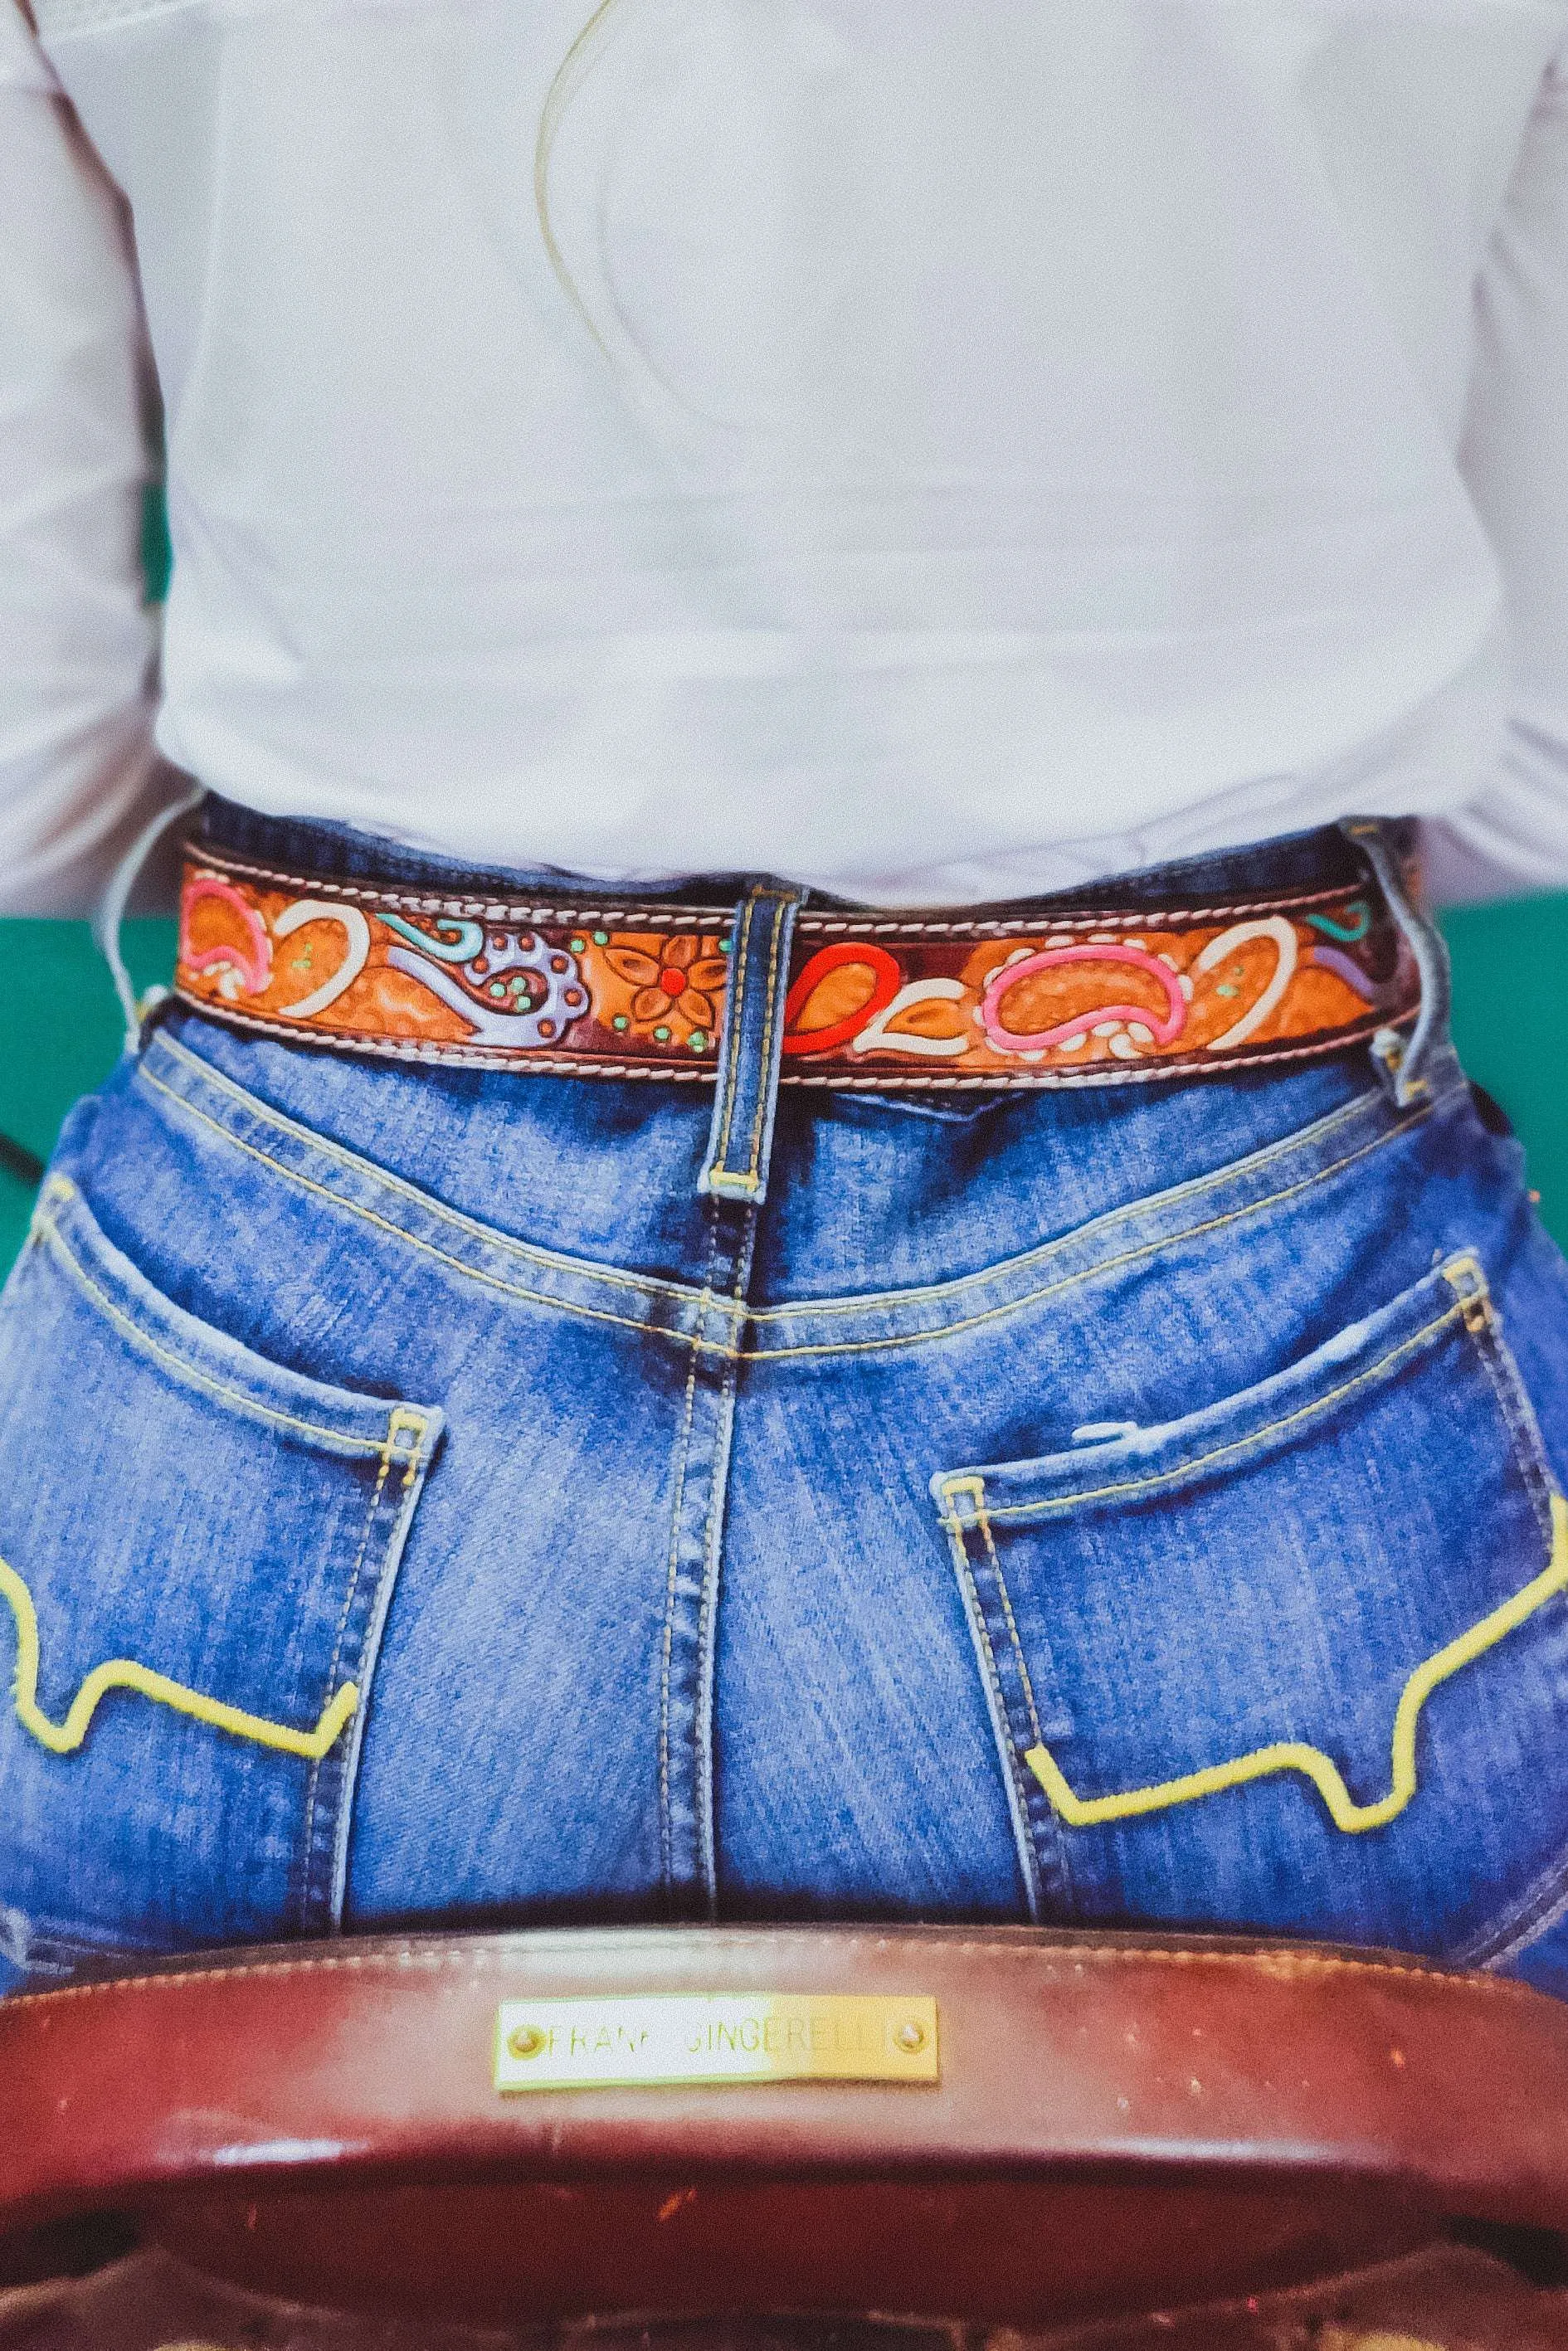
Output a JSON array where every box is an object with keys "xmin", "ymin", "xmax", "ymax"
[{"xmin": 3, "ymin": 813, "xmax": 1568, "ymax": 1998}]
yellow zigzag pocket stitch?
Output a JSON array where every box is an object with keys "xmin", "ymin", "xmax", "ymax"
[
  {"xmin": 0, "ymin": 1554, "xmax": 358, "ymax": 1762},
  {"xmin": 1024, "ymin": 1492, "xmax": 1568, "ymax": 1837}
]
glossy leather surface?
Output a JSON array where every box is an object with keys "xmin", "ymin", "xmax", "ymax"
[{"xmin": 2, "ymin": 1927, "xmax": 1566, "ymax": 2325}]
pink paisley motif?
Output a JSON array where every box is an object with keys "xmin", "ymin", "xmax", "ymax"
[
  {"xmin": 981, "ymin": 944, "xmax": 1187, "ymax": 1056},
  {"xmin": 178, "ymin": 875, "xmax": 273, "ymax": 996}
]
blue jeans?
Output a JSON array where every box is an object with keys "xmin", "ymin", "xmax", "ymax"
[{"xmin": 3, "ymin": 812, "xmax": 1568, "ymax": 1998}]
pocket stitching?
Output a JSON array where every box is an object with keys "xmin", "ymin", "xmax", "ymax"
[
  {"xmin": 1015, "ymin": 1496, "xmax": 1568, "ymax": 1838},
  {"xmin": 299, "ymin": 1416, "xmax": 407, "ymax": 1892},
  {"xmin": 1458, "ymin": 1266, "xmax": 1560, "ymax": 1554},
  {"xmin": 958, "ymin": 1294, "xmax": 1470, "ymax": 1525},
  {"xmin": 144, "ymin": 1035, "xmax": 700, "ymax": 1307},
  {"xmin": 2, "ymin": 1198, "xmax": 439, "ymax": 1771},
  {"xmin": 936, "ymin": 1258, "xmax": 1568, "ymax": 1853},
  {"xmin": 32, "ymin": 1185, "xmax": 398, "ymax": 1461},
  {"xmin": 939, "ymin": 1477, "xmax": 1053, "ymax": 1920},
  {"xmin": 0, "ymin": 1548, "xmax": 363, "ymax": 1764}
]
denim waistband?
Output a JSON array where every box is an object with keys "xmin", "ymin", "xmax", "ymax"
[{"xmin": 194, "ymin": 793, "xmax": 1389, "ymax": 918}]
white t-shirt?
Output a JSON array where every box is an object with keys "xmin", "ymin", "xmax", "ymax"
[{"xmin": 5, "ymin": 0, "xmax": 1568, "ymax": 910}]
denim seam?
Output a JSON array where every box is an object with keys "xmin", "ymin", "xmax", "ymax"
[
  {"xmin": 944, "ymin": 1477, "xmax": 1073, "ymax": 1911},
  {"xmin": 1457, "ymin": 1274, "xmax": 1560, "ymax": 1555},
  {"xmin": 658, "ymin": 1203, "xmax": 719, "ymax": 1896},
  {"xmin": 940, "ymin": 1487, "xmax": 1048, "ymax": 1922},
  {"xmin": 139, "ymin": 1055, "xmax": 1439, "ymax": 1368},
  {"xmin": 145, "ymin": 1031, "xmax": 1444, "ymax": 1340},
  {"xmin": 300, "ymin": 1444, "xmax": 393, "ymax": 1927},
  {"xmin": 32, "ymin": 1197, "xmax": 401, "ymax": 1459},
  {"xmin": 1471, "ymin": 1853, "xmax": 1568, "ymax": 1972},
  {"xmin": 742, "ymin": 1086, "xmax": 1400, "ymax": 1321},
  {"xmin": 947, "ymin": 1297, "xmax": 1473, "ymax": 1524},
  {"xmin": 139, "ymin": 1060, "xmax": 709, "ymax": 1350},
  {"xmin": 743, "ymin": 1108, "xmax": 1443, "ymax": 1363},
  {"xmin": 1443, "ymin": 1279, "xmax": 1568, "ymax": 1970},
  {"xmin": 327, "ymin": 1419, "xmax": 439, "ymax": 1928},
  {"xmin": 694, "ymin": 1206, "xmax": 767, "ymax": 1909},
  {"xmin": 974, "ymin": 1503, "xmax": 1047, "ymax": 1755},
  {"xmin": 694, "ymin": 1333, "xmax": 739, "ymax": 1910},
  {"xmin": 146, "ymin": 1037, "xmax": 701, "ymax": 1306},
  {"xmin": 151, "ymin": 1028, "xmax": 1435, "ymax": 1332}
]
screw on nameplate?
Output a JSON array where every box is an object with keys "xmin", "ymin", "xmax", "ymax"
[{"xmin": 492, "ymin": 1994, "xmax": 941, "ymax": 2092}]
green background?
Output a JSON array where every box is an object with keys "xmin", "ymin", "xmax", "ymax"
[{"xmin": 1, "ymin": 901, "xmax": 1565, "ymax": 1279}]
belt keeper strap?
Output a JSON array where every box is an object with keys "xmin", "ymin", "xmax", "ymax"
[{"xmin": 699, "ymin": 886, "xmax": 805, "ymax": 1207}]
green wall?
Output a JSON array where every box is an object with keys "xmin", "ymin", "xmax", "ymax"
[{"xmin": 1, "ymin": 902, "xmax": 1565, "ymax": 1280}]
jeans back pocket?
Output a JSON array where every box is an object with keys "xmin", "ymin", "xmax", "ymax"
[
  {"xmin": 0, "ymin": 1175, "xmax": 443, "ymax": 1961},
  {"xmin": 932, "ymin": 1252, "xmax": 1568, "ymax": 1960}
]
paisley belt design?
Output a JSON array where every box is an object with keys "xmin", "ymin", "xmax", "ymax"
[{"xmin": 172, "ymin": 848, "xmax": 1418, "ymax": 1088}]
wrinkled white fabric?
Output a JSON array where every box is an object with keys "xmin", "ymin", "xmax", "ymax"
[{"xmin": 4, "ymin": 0, "xmax": 1568, "ymax": 909}]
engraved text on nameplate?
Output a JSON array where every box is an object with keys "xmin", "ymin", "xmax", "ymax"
[{"xmin": 492, "ymin": 1993, "xmax": 940, "ymax": 2092}]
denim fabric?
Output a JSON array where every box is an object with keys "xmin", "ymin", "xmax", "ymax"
[{"xmin": 3, "ymin": 816, "xmax": 1568, "ymax": 1998}]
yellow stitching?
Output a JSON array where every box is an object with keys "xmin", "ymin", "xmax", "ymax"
[
  {"xmin": 942, "ymin": 1477, "xmax": 1048, "ymax": 1750},
  {"xmin": 947, "ymin": 1297, "xmax": 1470, "ymax": 1525},
  {"xmin": 1023, "ymin": 1491, "xmax": 1568, "ymax": 1837},
  {"xmin": 741, "ymin": 1115, "xmax": 1438, "ymax": 1362},
  {"xmin": 34, "ymin": 1205, "xmax": 397, "ymax": 1458},
  {"xmin": 149, "ymin": 1034, "xmax": 702, "ymax": 1308},
  {"xmin": 743, "ymin": 1088, "xmax": 1394, "ymax": 1322},
  {"xmin": 147, "ymin": 1031, "xmax": 1424, "ymax": 1346},
  {"xmin": 0, "ymin": 1552, "xmax": 359, "ymax": 1763},
  {"xmin": 938, "ymin": 1482, "xmax": 1045, "ymax": 1912},
  {"xmin": 141, "ymin": 1044, "xmax": 1434, "ymax": 1366},
  {"xmin": 139, "ymin": 1061, "xmax": 704, "ymax": 1351},
  {"xmin": 1443, "ymin": 1253, "xmax": 1491, "ymax": 1335},
  {"xmin": 385, "ymin": 1406, "xmax": 431, "ymax": 1487},
  {"xmin": 301, "ymin": 1445, "xmax": 393, "ymax": 1864},
  {"xmin": 975, "ymin": 1505, "xmax": 1046, "ymax": 1753}
]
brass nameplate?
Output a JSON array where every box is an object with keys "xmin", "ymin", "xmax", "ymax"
[{"xmin": 493, "ymin": 1993, "xmax": 940, "ymax": 2093}]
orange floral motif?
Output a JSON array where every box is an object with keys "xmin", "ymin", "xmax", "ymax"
[{"xmin": 599, "ymin": 933, "xmax": 730, "ymax": 1050}]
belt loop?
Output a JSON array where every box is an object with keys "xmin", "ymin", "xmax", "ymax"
[
  {"xmin": 698, "ymin": 883, "xmax": 805, "ymax": 1207},
  {"xmin": 1339, "ymin": 817, "xmax": 1451, "ymax": 1108}
]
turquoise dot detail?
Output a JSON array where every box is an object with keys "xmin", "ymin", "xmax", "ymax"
[
  {"xmin": 612, "ymin": 1015, "xmax": 630, "ymax": 1032},
  {"xmin": 654, "ymin": 1025, "xmax": 672, "ymax": 1044},
  {"xmin": 718, "ymin": 937, "xmax": 733, "ymax": 955},
  {"xmin": 593, "ymin": 930, "xmax": 610, "ymax": 947},
  {"xmin": 689, "ymin": 1032, "xmax": 708, "ymax": 1053},
  {"xmin": 569, "ymin": 936, "xmax": 587, "ymax": 955},
  {"xmin": 489, "ymin": 983, "xmax": 509, "ymax": 1000}
]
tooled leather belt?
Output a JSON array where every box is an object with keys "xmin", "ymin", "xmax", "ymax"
[{"xmin": 173, "ymin": 845, "xmax": 1419, "ymax": 1089}]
